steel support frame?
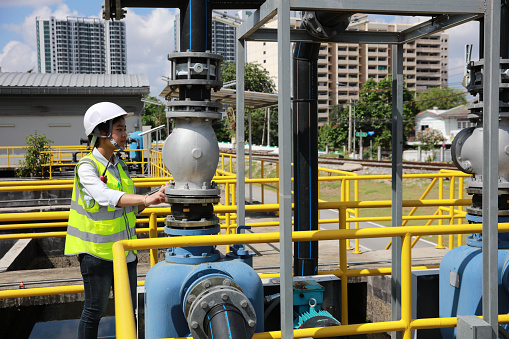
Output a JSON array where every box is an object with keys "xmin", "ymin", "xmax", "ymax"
[
  {"xmin": 236, "ymin": 38, "xmax": 246, "ymax": 230},
  {"xmin": 245, "ymin": 13, "xmax": 481, "ymax": 44},
  {"xmin": 482, "ymin": 0, "xmax": 501, "ymax": 338},
  {"xmin": 391, "ymin": 43, "xmax": 404, "ymax": 339},
  {"xmin": 276, "ymin": 0, "xmax": 293, "ymax": 337},
  {"xmin": 235, "ymin": 0, "xmax": 491, "ymax": 338}
]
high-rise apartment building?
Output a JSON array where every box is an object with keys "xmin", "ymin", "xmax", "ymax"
[
  {"xmin": 36, "ymin": 17, "xmax": 127, "ymax": 74},
  {"xmin": 211, "ymin": 13, "xmax": 237, "ymax": 63},
  {"xmin": 247, "ymin": 17, "xmax": 449, "ymax": 124},
  {"xmin": 173, "ymin": 12, "xmax": 238, "ymax": 62}
]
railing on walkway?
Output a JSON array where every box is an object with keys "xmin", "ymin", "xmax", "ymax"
[
  {"xmin": 41, "ymin": 147, "xmax": 150, "ymax": 179},
  {"xmin": 110, "ymin": 217, "xmax": 507, "ymax": 339},
  {"xmin": 0, "ymin": 184, "xmax": 494, "ymax": 339},
  {"xmin": 0, "ymin": 150, "xmax": 480, "ymax": 338},
  {"xmin": 0, "ymin": 145, "xmax": 150, "ymax": 179},
  {"xmin": 0, "ymin": 146, "xmax": 27, "ymax": 168}
]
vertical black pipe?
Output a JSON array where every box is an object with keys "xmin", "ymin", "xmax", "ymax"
[
  {"xmin": 502, "ymin": 0, "xmax": 509, "ymax": 59},
  {"xmin": 179, "ymin": 0, "xmax": 212, "ymax": 101},
  {"xmin": 292, "ymin": 13, "xmax": 350, "ymax": 277},
  {"xmin": 293, "ymin": 34, "xmax": 320, "ymax": 276}
]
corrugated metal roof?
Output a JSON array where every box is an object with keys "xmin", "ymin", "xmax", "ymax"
[
  {"xmin": 0, "ymin": 72, "xmax": 149, "ymax": 88},
  {"xmin": 160, "ymin": 86, "xmax": 279, "ymax": 110}
]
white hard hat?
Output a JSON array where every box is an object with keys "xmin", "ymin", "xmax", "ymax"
[{"xmin": 83, "ymin": 102, "xmax": 133, "ymax": 136}]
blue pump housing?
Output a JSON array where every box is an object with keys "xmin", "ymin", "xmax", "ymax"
[
  {"xmin": 128, "ymin": 131, "xmax": 143, "ymax": 162},
  {"xmin": 144, "ymin": 259, "xmax": 264, "ymax": 339},
  {"xmin": 439, "ymin": 235, "xmax": 509, "ymax": 339}
]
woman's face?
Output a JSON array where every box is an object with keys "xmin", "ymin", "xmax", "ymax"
[{"xmin": 110, "ymin": 117, "xmax": 127, "ymax": 148}]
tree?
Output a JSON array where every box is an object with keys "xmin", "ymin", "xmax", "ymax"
[
  {"xmin": 221, "ymin": 62, "xmax": 276, "ymax": 93},
  {"xmin": 416, "ymin": 128, "xmax": 445, "ymax": 150},
  {"xmin": 334, "ymin": 76, "xmax": 418, "ymax": 149},
  {"xmin": 141, "ymin": 95, "xmax": 168, "ymax": 138},
  {"xmin": 318, "ymin": 123, "xmax": 343, "ymax": 151},
  {"xmin": 16, "ymin": 131, "xmax": 53, "ymax": 178},
  {"xmin": 218, "ymin": 62, "xmax": 278, "ymax": 145},
  {"xmin": 329, "ymin": 105, "xmax": 347, "ymax": 125},
  {"xmin": 415, "ymin": 87, "xmax": 467, "ymax": 112}
]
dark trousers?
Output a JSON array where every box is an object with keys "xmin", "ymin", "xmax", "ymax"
[{"xmin": 77, "ymin": 253, "xmax": 138, "ymax": 339}]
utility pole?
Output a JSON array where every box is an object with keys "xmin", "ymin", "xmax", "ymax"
[
  {"xmin": 267, "ymin": 107, "xmax": 271, "ymax": 146},
  {"xmin": 348, "ymin": 101, "xmax": 352, "ymax": 154},
  {"xmin": 352, "ymin": 101, "xmax": 356, "ymax": 156}
]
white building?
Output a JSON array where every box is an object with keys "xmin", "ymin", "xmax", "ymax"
[
  {"xmin": 36, "ymin": 17, "xmax": 127, "ymax": 74},
  {"xmin": 414, "ymin": 102, "xmax": 475, "ymax": 145},
  {"xmin": 0, "ymin": 72, "xmax": 149, "ymax": 151}
]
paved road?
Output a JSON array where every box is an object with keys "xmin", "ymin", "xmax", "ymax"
[{"xmin": 243, "ymin": 183, "xmax": 438, "ymax": 252}]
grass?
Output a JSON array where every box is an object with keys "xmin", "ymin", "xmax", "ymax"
[
  {"xmin": 219, "ymin": 157, "xmax": 468, "ymax": 248},
  {"xmin": 318, "ymin": 172, "xmax": 467, "ymax": 247}
]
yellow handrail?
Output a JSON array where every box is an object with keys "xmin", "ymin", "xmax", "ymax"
[{"xmin": 108, "ymin": 222, "xmax": 509, "ymax": 339}]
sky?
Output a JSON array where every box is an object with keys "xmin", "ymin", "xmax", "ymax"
[{"xmin": 0, "ymin": 1, "xmax": 480, "ymax": 98}]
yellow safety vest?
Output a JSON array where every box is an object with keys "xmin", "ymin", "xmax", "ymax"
[{"xmin": 65, "ymin": 152, "xmax": 137, "ymax": 260}]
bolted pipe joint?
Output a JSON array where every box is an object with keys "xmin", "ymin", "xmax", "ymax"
[{"xmin": 182, "ymin": 275, "xmax": 257, "ymax": 339}]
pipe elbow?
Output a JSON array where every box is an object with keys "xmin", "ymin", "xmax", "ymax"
[{"xmin": 302, "ymin": 11, "xmax": 350, "ymax": 40}]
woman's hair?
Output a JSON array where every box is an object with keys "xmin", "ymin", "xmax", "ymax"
[{"xmin": 87, "ymin": 116, "xmax": 124, "ymax": 143}]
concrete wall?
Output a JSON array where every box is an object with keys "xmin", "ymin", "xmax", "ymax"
[{"xmin": 0, "ymin": 94, "xmax": 144, "ymax": 150}]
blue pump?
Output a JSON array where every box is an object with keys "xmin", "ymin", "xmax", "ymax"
[
  {"xmin": 128, "ymin": 131, "xmax": 143, "ymax": 163},
  {"xmin": 439, "ymin": 216, "xmax": 509, "ymax": 339}
]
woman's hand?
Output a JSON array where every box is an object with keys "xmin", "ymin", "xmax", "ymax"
[{"xmin": 144, "ymin": 184, "xmax": 167, "ymax": 206}]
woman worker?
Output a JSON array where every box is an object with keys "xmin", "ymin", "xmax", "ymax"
[{"xmin": 65, "ymin": 102, "xmax": 166, "ymax": 339}]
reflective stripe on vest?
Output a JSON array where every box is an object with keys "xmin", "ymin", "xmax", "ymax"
[{"xmin": 65, "ymin": 152, "xmax": 137, "ymax": 261}]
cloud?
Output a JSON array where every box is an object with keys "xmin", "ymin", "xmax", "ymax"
[
  {"xmin": 0, "ymin": 0, "xmax": 63, "ymax": 7},
  {"xmin": 124, "ymin": 8, "xmax": 176, "ymax": 96},
  {"xmin": 3, "ymin": 4, "xmax": 78, "ymax": 47},
  {"xmin": 0, "ymin": 4, "xmax": 174, "ymax": 96},
  {"xmin": 0, "ymin": 40, "xmax": 37, "ymax": 72}
]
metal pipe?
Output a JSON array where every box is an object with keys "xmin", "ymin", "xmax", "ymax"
[
  {"xmin": 204, "ymin": 304, "xmax": 249, "ymax": 339},
  {"xmin": 292, "ymin": 11, "xmax": 351, "ymax": 276}
]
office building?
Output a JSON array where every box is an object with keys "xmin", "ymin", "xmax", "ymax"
[
  {"xmin": 247, "ymin": 17, "xmax": 449, "ymax": 124},
  {"xmin": 36, "ymin": 17, "xmax": 127, "ymax": 74}
]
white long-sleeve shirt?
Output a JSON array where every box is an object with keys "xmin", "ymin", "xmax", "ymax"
[{"xmin": 77, "ymin": 148, "xmax": 137, "ymax": 262}]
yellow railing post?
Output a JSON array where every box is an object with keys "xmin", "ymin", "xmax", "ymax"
[
  {"xmin": 341, "ymin": 178, "xmax": 345, "ymax": 202},
  {"xmin": 458, "ymin": 177, "xmax": 464, "ymax": 246},
  {"xmin": 261, "ymin": 160, "xmax": 265, "ymax": 204},
  {"xmin": 149, "ymin": 213, "xmax": 158, "ymax": 267},
  {"xmin": 353, "ymin": 180, "xmax": 360, "ymax": 253},
  {"xmin": 318, "ymin": 176, "xmax": 322, "ymax": 228},
  {"xmin": 276, "ymin": 162, "xmax": 280, "ymax": 216},
  {"xmin": 436, "ymin": 177, "xmax": 445, "ymax": 249},
  {"xmin": 226, "ymin": 183, "xmax": 231, "ymax": 252},
  {"xmin": 449, "ymin": 176, "xmax": 456, "ymax": 250},
  {"xmin": 339, "ymin": 206, "xmax": 349, "ymax": 326},
  {"xmin": 401, "ymin": 233, "xmax": 412, "ymax": 339},
  {"xmin": 112, "ymin": 242, "xmax": 136, "ymax": 339}
]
